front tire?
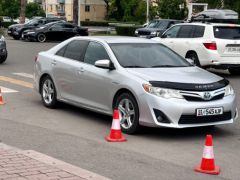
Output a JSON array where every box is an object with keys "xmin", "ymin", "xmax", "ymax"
[
  {"xmin": 40, "ymin": 76, "xmax": 58, "ymax": 108},
  {"xmin": 115, "ymin": 93, "xmax": 141, "ymax": 134},
  {"xmin": 37, "ymin": 33, "xmax": 46, "ymax": 42}
]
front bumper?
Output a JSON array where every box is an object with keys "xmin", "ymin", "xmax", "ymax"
[{"xmin": 138, "ymin": 92, "xmax": 237, "ymax": 128}]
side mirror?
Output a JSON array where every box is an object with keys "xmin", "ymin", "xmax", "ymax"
[
  {"xmin": 186, "ymin": 58, "xmax": 195, "ymax": 65},
  {"xmin": 95, "ymin": 59, "xmax": 115, "ymax": 70}
]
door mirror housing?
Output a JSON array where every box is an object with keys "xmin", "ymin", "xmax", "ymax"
[{"xmin": 95, "ymin": 59, "xmax": 115, "ymax": 70}]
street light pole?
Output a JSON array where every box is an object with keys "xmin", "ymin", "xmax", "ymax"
[
  {"xmin": 78, "ymin": 0, "xmax": 81, "ymax": 26},
  {"xmin": 146, "ymin": 0, "xmax": 149, "ymax": 24},
  {"xmin": 45, "ymin": 0, "xmax": 48, "ymax": 17}
]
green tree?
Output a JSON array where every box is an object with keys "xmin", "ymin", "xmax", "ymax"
[
  {"xmin": 26, "ymin": 2, "xmax": 45, "ymax": 18},
  {"xmin": 108, "ymin": 0, "xmax": 157, "ymax": 23},
  {"xmin": 0, "ymin": 0, "xmax": 20, "ymax": 18},
  {"xmin": 157, "ymin": 0, "xmax": 187, "ymax": 20}
]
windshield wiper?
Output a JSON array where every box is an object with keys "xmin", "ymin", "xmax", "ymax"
[{"xmin": 124, "ymin": 65, "xmax": 146, "ymax": 68}]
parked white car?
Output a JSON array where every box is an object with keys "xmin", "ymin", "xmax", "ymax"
[{"xmin": 152, "ymin": 23, "xmax": 240, "ymax": 75}]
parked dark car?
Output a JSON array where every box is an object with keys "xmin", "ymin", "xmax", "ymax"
[
  {"xmin": 8, "ymin": 17, "xmax": 64, "ymax": 40},
  {"xmin": 0, "ymin": 35, "xmax": 7, "ymax": 64},
  {"xmin": 22, "ymin": 21, "xmax": 88, "ymax": 42},
  {"xmin": 135, "ymin": 19, "xmax": 183, "ymax": 38}
]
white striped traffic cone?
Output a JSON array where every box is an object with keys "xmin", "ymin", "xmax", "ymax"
[
  {"xmin": 105, "ymin": 109, "xmax": 127, "ymax": 142},
  {"xmin": 195, "ymin": 134, "xmax": 220, "ymax": 175}
]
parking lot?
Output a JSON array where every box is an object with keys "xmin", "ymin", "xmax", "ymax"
[{"xmin": 0, "ymin": 38, "xmax": 240, "ymax": 180}]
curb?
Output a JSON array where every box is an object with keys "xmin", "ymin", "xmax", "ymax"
[{"xmin": 0, "ymin": 143, "xmax": 110, "ymax": 180}]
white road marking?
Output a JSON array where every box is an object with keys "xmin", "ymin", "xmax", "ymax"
[
  {"xmin": 0, "ymin": 86, "xmax": 18, "ymax": 93},
  {"xmin": 13, "ymin": 73, "xmax": 34, "ymax": 79}
]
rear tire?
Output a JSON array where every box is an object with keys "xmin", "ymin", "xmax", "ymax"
[
  {"xmin": 229, "ymin": 68, "xmax": 240, "ymax": 75},
  {"xmin": 40, "ymin": 76, "xmax": 58, "ymax": 108},
  {"xmin": 37, "ymin": 33, "xmax": 46, "ymax": 42},
  {"xmin": 114, "ymin": 93, "xmax": 141, "ymax": 134},
  {"xmin": 186, "ymin": 52, "xmax": 201, "ymax": 67}
]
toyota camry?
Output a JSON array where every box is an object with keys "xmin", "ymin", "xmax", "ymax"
[{"xmin": 34, "ymin": 37, "xmax": 238, "ymax": 134}]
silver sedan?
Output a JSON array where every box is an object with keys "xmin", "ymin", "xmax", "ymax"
[{"xmin": 34, "ymin": 36, "xmax": 238, "ymax": 134}]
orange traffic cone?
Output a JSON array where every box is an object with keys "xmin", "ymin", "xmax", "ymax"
[
  {"xmin": 0, "ymin": 88, "xmax": 5, "ymax": 105},
  {"xmin": 195, "ymin": 134, "xmax": 220, "ymax": 175},
  {"xmin": 105, "ymin": 109, "xmax": 127, "ymax": 142}
]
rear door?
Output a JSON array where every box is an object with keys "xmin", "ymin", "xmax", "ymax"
[
  {"xmin": 213, "ymin": 26, "xmax": 240, "ymax": 57},
  {"xmin": 52, "ymin": 40, "xmax": 89, "ymax": 102}
]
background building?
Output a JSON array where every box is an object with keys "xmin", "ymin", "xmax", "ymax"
[{"xmin": 41, "ymin": 0, "xmax": 106, "ymax": 21}]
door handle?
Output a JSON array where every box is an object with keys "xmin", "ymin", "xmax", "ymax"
[{"xmin": 51, "ymin": 60, "xmax": 57, "ymax": 66}]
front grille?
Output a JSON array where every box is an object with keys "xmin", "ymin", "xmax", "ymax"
[
  {"xmin": 179, "ymin": 112, "xmax": 232, "ymax": 124},
  {"xmin": 138, "ymin": 31, "xmax": 151, "ymax": 36},
  {"xmin": 183, "ymin": 93, "xmax": 224, "ymax": 102}
]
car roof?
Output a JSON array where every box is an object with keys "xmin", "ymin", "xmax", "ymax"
[
  {"xmin": 73, "ymin": 36, "xmax": 158, "ymax": 44},
  {"xmin": 175, "ymin": 22, "xmax": 240, "ymax": 27}
]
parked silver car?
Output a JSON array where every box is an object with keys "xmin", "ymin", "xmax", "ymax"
[{"xmin": 34, "ymin": 36, "xmax": 238, "ymax": 134}]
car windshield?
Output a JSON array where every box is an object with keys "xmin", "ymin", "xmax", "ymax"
[
  {"xmin": 110, "ymin": 43, "xmax": 191, "ymax": 68},
  {"xmin": 26, "ymin": 19, "xmax": 41, "ymax": 25},
  {"xmin": 214, "ymin": 26, "xmax": 240, "ymax": 39},
  {"xmin": 147, "ymin": 21, "xmax": 168, "ymax": 29}
]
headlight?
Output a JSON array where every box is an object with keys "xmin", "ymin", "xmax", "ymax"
[
  {"xmin": 0, "ymin": 36, "xmax": 5, "ymax": 42},
  {"xmin": 150, "ymin": 31, "xmax": 157, "ymax": 35},
  {"xmin": 224, "ymin": 84, "xmax": 234, "ymax": 96},
  {"xmin": 135, "ymin": 30, "xmax": 138, "ymax": 34},
  {"xmin": 143, "ymin": 84, "xmax": 183, "ymax": 99}
]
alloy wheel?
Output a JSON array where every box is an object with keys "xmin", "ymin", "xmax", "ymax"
[
  {"xmin": 42, "ymin": 79, "xmax": 55, "ymax": 105},
  {"xmin": 118, "ymin": 98, "xmax": 135, "ymax": 129}
]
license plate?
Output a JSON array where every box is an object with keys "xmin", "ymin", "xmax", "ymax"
[
  {"xmin": 139, "ymin": 35, "xmax": 147, "ymax": 38},
  {"xmin": 7, "ymin": 30, "xmax": 11, "ymax": 33},
  {"xmin": 225, "ymin": 47, "xmax": 240, "ymax": 54},
  {"xmin": 196, "ymin": 107, "xmax": 223, "ymax": 117}
]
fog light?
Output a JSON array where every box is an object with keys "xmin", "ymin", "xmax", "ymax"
[{"xmin": 153, "ymin": 109, "xmax": 171, "ymax": 124}]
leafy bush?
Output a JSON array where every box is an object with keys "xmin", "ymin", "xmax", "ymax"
[
  {"xmin": 1, "ymin": 22, "xmax": 17, "ymax": 28},
  {"xmin": 0, "ymin": 28, "xmax": 5, "ymax": 36},
  {"xmin": 115, "ymin": 26, "xmax": 141, "ymax": 36}
]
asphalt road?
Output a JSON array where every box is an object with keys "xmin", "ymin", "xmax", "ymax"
[{"xmin": 0, "ymin": 38, "xmax": 240, "ymax": 180}]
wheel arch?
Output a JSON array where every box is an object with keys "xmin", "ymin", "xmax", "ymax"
[
  {"xmin": 185, "ymin": 50, "xmax": 197, "ymax": 58},
  {"xmin": 39, "ymin": 73, "xmax": 53, "ymax": 93},
  {"xmin": 112, "ymin": 88, "xmax": 138, "ymax": 109}
]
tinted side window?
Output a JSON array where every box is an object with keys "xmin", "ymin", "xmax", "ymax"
[
  {"xmin": 56, "ymin": 46, "xmax": 66, "ymax": 56},
  {"xmin": 193, "ymin": 26, "xmax": 205, "ymax": 38},
  {"xmin": 177, "ymin": 26, "xmax": 194, "ymax": 38},
  {"xmin": 62, "ymin": 40, "xmax": 89, "ymax": 61},
  {"xmin": 162, "ymin": 26, "xmax": 181, "ymax": 38},
  {"xmin": 84, "ymin": 42, "xmax": 110, "ymax": 65}
]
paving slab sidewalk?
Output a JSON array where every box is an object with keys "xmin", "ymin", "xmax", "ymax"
[{"xmin": 0, "ymin": 143, "xmax": 110, "ymax": 180}]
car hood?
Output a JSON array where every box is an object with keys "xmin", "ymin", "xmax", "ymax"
[
  {"xmin": 126, "ymin": 66, "xmax": 223, "ymax": 84},
  {"xmin": 8, "ymin": 24, "xmax": 23, "ymax": 29}
]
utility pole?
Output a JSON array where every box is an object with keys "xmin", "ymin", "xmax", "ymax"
[
  {"xmin": 78, "ymin": 0, "xmax": 81, "ymax": 26},
  {"xmin": 146, "ymin": 0, "xmax": 149, "ymax": 24},
  {"xmin": 20, "ymin": 0, "xmax": 27, "ymax": 24},
  {"xmin": 73, "ymin": 0, "xmax": 78, "ymax": 24},
  {"xmin": 45, "ymin": 0, "xmax": 48, "ymax": 17}
]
